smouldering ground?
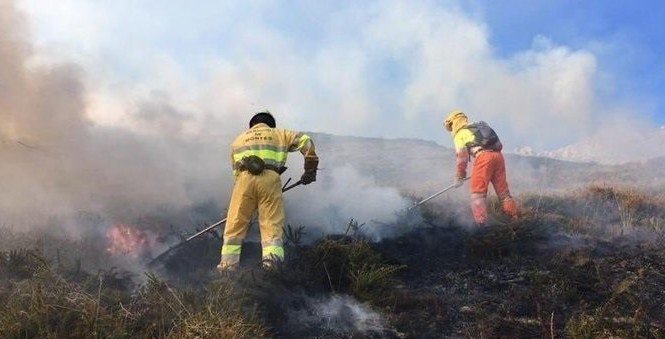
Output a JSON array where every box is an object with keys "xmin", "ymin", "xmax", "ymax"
[{"xmin": 1, "ymin": 185, "xmax": 664, "ymax": 338}]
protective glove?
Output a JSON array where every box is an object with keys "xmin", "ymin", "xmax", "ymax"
[
  {"xmin": 301, "ymin": 170, "xmax": 317, "ymax": 185},
  {"xmin": 301, "ymin": 156, "xmax": 319, "ymax": 185},
  {"xmin": 454, "ymin": 173, "xmax": 466, "ymax": 188}
]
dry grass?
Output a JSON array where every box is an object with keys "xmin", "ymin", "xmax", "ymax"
[
  {"xmin": 277, "ymin": 220, "xmax": 406, "ymax": 302},
  {"xmin": 518, "ymin": 184, "xmax": 665, "ymax": 240},
  {"xmin": 565, "ymin": 256, "xmax": 665, "ymax": 338},
  {"xmin": 371, "ymin": 184, "xmax": 665, "ymax": 337},
  {"xmin": 0, "ymin": 250, "xmax": 268, "ymax": 338},
  {"xmin": 312, "ymin": 236, "xmax": 405, "ymax": 300},
  {"xmin": 1, "ymin": 220, "xmax": 404, "ymax": 337},
  {"xmin": 1, "ymin": 184, "xmax": 664, "ymax": 338}
]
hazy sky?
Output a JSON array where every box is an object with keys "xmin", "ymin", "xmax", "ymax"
[{"xmin": 15, "ymin": 0, "xmax": 665, "ymax": 150}]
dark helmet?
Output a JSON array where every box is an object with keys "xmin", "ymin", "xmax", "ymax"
[{"xmin": 249, "ymin": 111, "xmax": 276, "ymax": 128}]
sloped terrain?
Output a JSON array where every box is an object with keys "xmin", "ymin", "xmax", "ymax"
[
  {"xmin": 312, "ymin": 133, "xmax": 665, "ymax": 195},
  {"xmin": 1, "ymin": 184, "xmax": 664, "ymax": 338}
]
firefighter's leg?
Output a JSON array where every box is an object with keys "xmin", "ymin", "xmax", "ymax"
[
  {"xmin": 470, "ymin": 153, "xmax": 492, "ymax": 226},
  {"xmin": 256, "ymin": 171, "xmax": 285, "ymax": 267},
  {"xmin": 490, "ymin": 152, "xmax": 519, "ymax": 219},
  {"xmin": 219, "ymin": 173, "xmax": 257, "ymax": 270}
]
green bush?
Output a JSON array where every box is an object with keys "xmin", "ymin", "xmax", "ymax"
[{"xmin": 310, "ymin": 236, "xmax": 405, "ymax": 301}]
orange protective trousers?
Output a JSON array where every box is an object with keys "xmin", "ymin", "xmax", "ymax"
[{"xmin": 470, "ymin": 151, "xmax": 519, "ymax": 224}]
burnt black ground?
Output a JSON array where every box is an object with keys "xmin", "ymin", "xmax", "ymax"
[
  {"xmin": 373, "ymin": 223, "xmax": 665, "ymax": 338},
  {"xmin": 149, "ymin": 216, "xmax": 665, "ymax": 338}
]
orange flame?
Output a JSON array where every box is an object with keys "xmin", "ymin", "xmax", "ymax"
[{"xmin": 106, "ymin": 223, "xmax": 151, "ymax": 257}]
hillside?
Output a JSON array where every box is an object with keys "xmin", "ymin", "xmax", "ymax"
[
  {"xmin": 312, "ymin": 133, "xmax": 665, "ymax": 195},
  {"xmin": 2, "ymin": 133, "xmax": 665, "ymax": 338},
  {"xmin": 2, "ymin": 184, "xmax": 664, "ymax": 338},
  {"xmin": 540, "ymin": 126, "xmax": 665, "ymax": 165}
]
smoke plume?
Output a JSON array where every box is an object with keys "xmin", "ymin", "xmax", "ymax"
[
  {"xmin": 286, "ymin": 165, "xmax": 414, "ymax": 240},
  {"xmin": 0, "ymin": 2, "xmax": 415, "ymax": 248},
  {"xmin": 0, "ymin": 2, "xmax": 226, "ymax": 232}
]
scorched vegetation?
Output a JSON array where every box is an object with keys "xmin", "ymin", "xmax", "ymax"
[{"xmin": 1, "ymin": 184, "xmax": 664, "ymax": 338}]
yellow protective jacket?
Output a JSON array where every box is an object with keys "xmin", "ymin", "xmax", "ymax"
[
  {"xmin": 447, "ymin": 113, "xmax": 472, "ymax": 178},
  {"xmin": 219, "ymin": 123, "xmax": 317, "ymax": 269},
  {"xmin": 450, "ymin": 118, "xmax": 502, "ymax": 179},
  {"xmin": 230, "ymin": 123, "xmax": 318, "ymax": 175}
]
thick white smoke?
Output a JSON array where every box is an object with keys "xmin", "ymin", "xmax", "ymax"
[
  {"xmin": 285, "ymin": 165, "xmax": 414, "ymax": 240},
  {"xmin": 0, "ymin": 2, "xmax": 417, "ymax": 247},
  {"xmin": 0, "ymin": 2, "xmax": 230, "ymax": 233},
  {"xmin": 4, "ymin": 0, "xmax": 661, "ymax": 250},
  {"xmin": 17, "ymin": 0, "xmax": 660, "ymax": 154}
]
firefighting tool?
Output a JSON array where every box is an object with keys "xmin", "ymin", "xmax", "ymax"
[
  {"xmin": 370, "ymin": 178, "xmax": 470, "ymax": 227},
  {"xmin": 148, "ymin": 178, "xmax": 303, "ymax": 267},
  {"xmin": 407, "ymin": 177, "xmax": 470, "ymax": 210}
]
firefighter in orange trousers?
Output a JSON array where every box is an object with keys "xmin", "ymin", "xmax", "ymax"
[
  {"xmin": 444, "ymin": 110, "xmax": 519, "ymax": 226},
  {"xmin": 218, "ymin": 111, "xmax": 318, "ymax": 271}
]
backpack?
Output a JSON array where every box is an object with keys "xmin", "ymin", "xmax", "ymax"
[{"xmin": 465, "ymin": 121, "xmax": 502, "ymax": 151}]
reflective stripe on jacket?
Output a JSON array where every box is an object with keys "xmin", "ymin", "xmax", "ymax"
[{"xmin": 230, "ymin": 123, "xmax": 317, "ymax": 176}]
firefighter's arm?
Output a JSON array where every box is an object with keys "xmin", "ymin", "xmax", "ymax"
[
  {"xmin": 455, "ymin": 149, "xmax": 469, "ymax": 180},
  {"xmin": 298, "ymin": 134, "xmax": 319, "ymax": 185},
  {"xmin": 453, "ymin": 130, "xmax": 473, "ymax": 182},
  {"xmin": 286, "ymin": 131, "xmax": 319, "ymax": 184}
]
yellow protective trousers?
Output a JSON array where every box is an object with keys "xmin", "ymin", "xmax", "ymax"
[{"xmin": 220, "ymin": 170, "xmax": 285, "ymax": 269}]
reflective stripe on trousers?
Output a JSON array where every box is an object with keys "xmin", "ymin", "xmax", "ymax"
[
  {"xmin": 262, "ymin": 238, "xmax": 284, "ymax": 260},
  {"xmin": 220, "ymin": 170, "xmax": 285, "ymax": 267},
  {"xmin": 220, "ymin": 238, "xmax": 242, "ymax": 267},
  {"xmin": 470, "ymin": 193, "xmax": 488, "ymax": 224}
]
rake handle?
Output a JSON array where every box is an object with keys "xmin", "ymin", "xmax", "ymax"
[
  {"xmin": 148, "ymin": 179, "xmax": 304, "ymax": 266},
  {"xmin": 185, "ymin": 179, "xmax": 302, "ymax": 242},
  {"xmin": 408, "ymin": 177, "xmax": 469, "ymax": 210}
]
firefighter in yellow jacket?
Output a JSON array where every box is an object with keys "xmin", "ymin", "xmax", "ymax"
[{"xmin": 218, "ymin": 111, "xmax": 318, "ymax": 271}]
